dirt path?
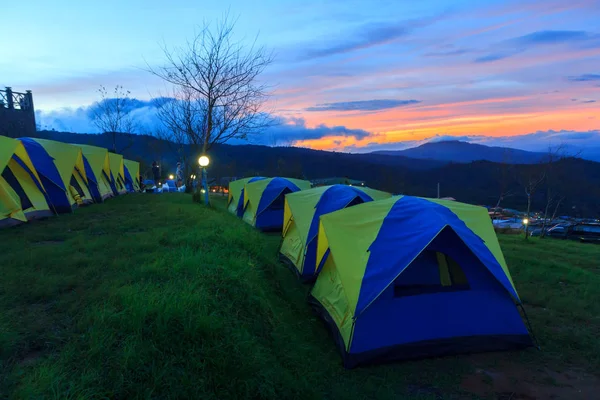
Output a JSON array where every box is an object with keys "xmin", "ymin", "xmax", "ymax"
[{"xmin": 460, "ymin": 355, "xmax": 600, "ymax": 399}]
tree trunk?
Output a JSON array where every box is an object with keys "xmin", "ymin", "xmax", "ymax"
[
  {"xmin": 203, "ymin": 102, "xmax": 213, "ymax": 153},
  {"xmin": 492, "ymin": 195, "xmax": 503, "ymax": 221},
  {"xmin": 540, "ymin": 189, "xmax": 552, "ymax": 239},
  {"xmin": 525, "ymin": 194, "xmax": 531, "ymax": 240},
  {"xmin": 549, "ymin": 197, "xmax": 564, "ymax": 224},
  {"xmin": 202, "ymin": 168, "xmax": 209, "ymax": 205}
]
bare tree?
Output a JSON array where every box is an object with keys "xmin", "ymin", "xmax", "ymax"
[
  {"xmin": 149, "ymin": 15, "xmax": 274, "ymax": 154},
  {"xmin": 90, "ymin": 85, "xmax": 137, "ymax": 153},
  {"xmin": 153, "ymin": 90, "xmax": 208, "ymax": 191},
  {"xmin": 518, "ymin": 163, "xmax": 546, "ymax": 240},
  {"xmin": 539, "ymin": 145, "xmax": 580, "ymax": 238},
  {"xmin": 492, "ymin": 151, "xmax": 516, "ymax": 221}
]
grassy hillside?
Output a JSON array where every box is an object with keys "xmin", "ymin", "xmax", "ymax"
[{"xmin": 1, "ymin": 194, "xmax": 599, "ymax": 399}]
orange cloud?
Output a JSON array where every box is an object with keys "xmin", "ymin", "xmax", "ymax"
[{"xmin": 292, "ymin": 105, "xmax": 600, "ymax": 150}]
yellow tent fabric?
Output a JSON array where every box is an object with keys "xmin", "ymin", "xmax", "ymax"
[
  {"xmin": 280, "ymin": 185, "xmax": 392, "ymax": 278},
  {"xmin": 108, "ymin": 153, "xmax": 127, "ymax": 195},
  {"xmin": 124, "ymin": 159, "xmax": 141, "ymax": 191},
  {"xmin": 227, "ymin": 177, "xmax": 254, "ymax": 214},
  {"xmin": 79, "ymin": 144, "xmax": 114, "ymax": 200},
  {"xmin": 314, "ymin": 196, "xmax": 399, "ymax": 337},
  {"xmin": 0, "ymin": 136, "xmax": 52, "ymax": 227},
  {"xmin": 0, "ymin": 179, "xmax": 27, "ymax": 226},
  {"xmin": 33, "ymin": 139, "xmax": 93, "ymax": 206},
  {"xmin": 242, "ymin": 177, "xmax": 312, "ymax": 229}
]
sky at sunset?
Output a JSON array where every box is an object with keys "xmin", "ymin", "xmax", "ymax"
[{"xmin": 2, "ymin": 0, "xmax": 600, "ymax": 154}]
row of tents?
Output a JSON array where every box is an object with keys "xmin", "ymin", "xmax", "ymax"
[
  {"xmin": 0, "ymin": 135, "xmax": 141, "ymax": 228},
  {"xmin": 227, "ymin": 176, "xmax": 534, "ymax": 368}
]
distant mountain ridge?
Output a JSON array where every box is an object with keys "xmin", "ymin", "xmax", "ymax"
[
  {"xmin": 372, "ymin": 140, "xmax": 549, "ymax": 164},
  {"xmin": 15, "ymin": 130, "xmax": 600, "ymax": 216}
]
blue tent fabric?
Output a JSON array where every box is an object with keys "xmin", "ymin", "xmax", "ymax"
[
  {"xmin": 356, "ymin": 196, "xmax": 519, "ymax": 315},
  {"xmin": 11, "ymin": 155, "xmax": 49, "ymax": 199},
  {"xmin": 83, "ymin": 156, "xmax": 102, "ymax": 203},
  {"xmin": 304, "ymin": 186, "xmax": 374, "ymax": 276},
  {"xmin": 124, "ymin": 164, "xmax": 134, "ymax": 192},
  {"xmin": 255, "ymin": 178, "xmax": 301, "ymax": 231},
  {"xmin": 108, "ymin": 171, "xmax": 119, "ymax": 196},
  {"xmin": 236, "ymin": 177, "xmax": 265, "ymax": 217},
  {"xmin": 256, "ymin": 178, "xmax": 301, "ymax": 216},
  {"xmin": 163, "ymin": 180, "xmax": 178, "ymax": 192},
  {"xmin": 19, "ymin": 138, "xmax": 72, "ymax": 213}
]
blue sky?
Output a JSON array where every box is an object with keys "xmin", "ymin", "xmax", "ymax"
[{"xmin": 2, "ymin": 0, "xmax": 600, "ymax": 154}]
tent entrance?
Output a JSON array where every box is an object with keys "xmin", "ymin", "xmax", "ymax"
[
  {"xmin": 2, "ymin": 166, "xmax": 34, "ymax": 211},
  {"xmin": 257, "ymin": 187, "xmax": 294, "ymax": 216},
  {"xmin": 393, "ymin": 250, "xmax": 470, "ymax": 298},
  {"xmin": 70, "ymin": 175, "xmax": 86, "ymax": 198}
]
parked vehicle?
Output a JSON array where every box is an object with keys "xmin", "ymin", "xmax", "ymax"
[
  {"xmin": 545, "ymin": 223, "xmax": 600, "ymax": 243},
  {"xmin": 529, "ymin": 223, "xmax": 570, "ymax": 237},
  {"xmin": 568, "ymin": 223, "xmax": 600, "ymax": 243}
]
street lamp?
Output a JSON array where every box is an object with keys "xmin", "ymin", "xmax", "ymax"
[
  {"xmin": 198, "ymin": 155, "xmax": 210, "ymax": 205},
  {"xmin": 523, "ymin": 218, "xmax": 529, "ymax": 225},
  {"xmin": 169, "ymin": 174, "xmax": 174, "ymax": 180},
  {"xmin": 199, "ymin": 156, "xmax": 210, "ymax": 168}
]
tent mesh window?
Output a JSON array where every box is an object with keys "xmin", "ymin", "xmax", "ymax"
[
  {"xmin": 70, "ymin": 175, "xmax": 86, "ymax": 197},
  {"xmin": 2, "ymin": 165, "xmax": 34, "ymax": 211},
  {"xmin": 393, "ymin": 251, "xmax": 470, "ymax": 297},
  {"xmin": 269, "ymin": 188, "xmax": 293, "ymax": 211}
]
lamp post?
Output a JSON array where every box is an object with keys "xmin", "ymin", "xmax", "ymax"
[{"xmin": 198, "ymin": 155, "xmax": 210, "ymax": 205}]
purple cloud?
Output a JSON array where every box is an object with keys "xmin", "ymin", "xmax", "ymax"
[
  {"xmin": 306, "ymin": 99, "xmax": 421, "ymax": 112},
  {"xmin": 514, "ymin": 30, "xmax": 593, "ymax": 45},
  {"xmin": 568, "ymin": 74, "xmax": 600, "ymax": 82},
  {"xmin": 474, "ymin": 52, "xmax": 519, "ymax": 63},
  {"xmin": 474, "ymin": 30, "xmax": 599, "ymax": 63}
]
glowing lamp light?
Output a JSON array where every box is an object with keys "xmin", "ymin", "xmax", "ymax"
[
  {"xmin": 198, "ymin": 155, "xmax": 210, "ymax": 167},
  {"xmin": 169, "ymin": 174, "xmax": 174, "ymax": 180},
  {"xmin": 201, "ymin": 188, "xmax": 206, "ymax": 194},
  {"xmin": 523, "ymin": 218, "xmax": 529, "ymax": 225}
]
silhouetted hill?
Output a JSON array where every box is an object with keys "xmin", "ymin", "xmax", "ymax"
[
  {"xmin": 401, "ymin": 158, "xmax": 600, "ymax": 217},
  {"xmin": 373, "ymin": 140, "xmax": 547, "ymax": 164},
  {"xmin": 28, "ymin": 131, "xmax": 600, "ymax": 217},
  {"xmin": 33, "ymin": 130, "xmax": 447, "ymax": 172}
]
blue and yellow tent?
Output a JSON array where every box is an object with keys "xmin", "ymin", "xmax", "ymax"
[
  {"xmin": 227, "ymin": 177, "xmax": 266, "ymax": 216},
  {"xmin": 20, "ymin": 138, "xmax": 93, "ymax": 212},
  {"xmin": 280, "ymin": 185, "xmax": 391, "ymax": 281},
  {"xmin": 310, "ymin": 196, "xmax": 532, "ymax": 368},
  {"xmin": 79, "ymin": 144, "xmax": 114, "ymax": 201},
  {"xmin": 124, "ymin": 159, "xmax": 141, "ymax": 192},
  {"xmin": 242, "ymin": 177, "xmax": 311, "ymax": 231},
  {"xmin": 108, "ymin": 153, "xmax": 127, "ymax": 195},
  {"xmin": 1, "ymin": 136, "xmax": 53, "ymax": 227}
]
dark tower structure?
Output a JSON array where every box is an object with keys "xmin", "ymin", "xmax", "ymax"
[{"xmin": 0, "ymin": 87, "xmax": 37, "ymax": 138}]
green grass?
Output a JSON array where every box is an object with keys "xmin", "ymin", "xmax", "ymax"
[{"xmin": 1, "ymin": 194, "xmax": 599, "ymax": 399}]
